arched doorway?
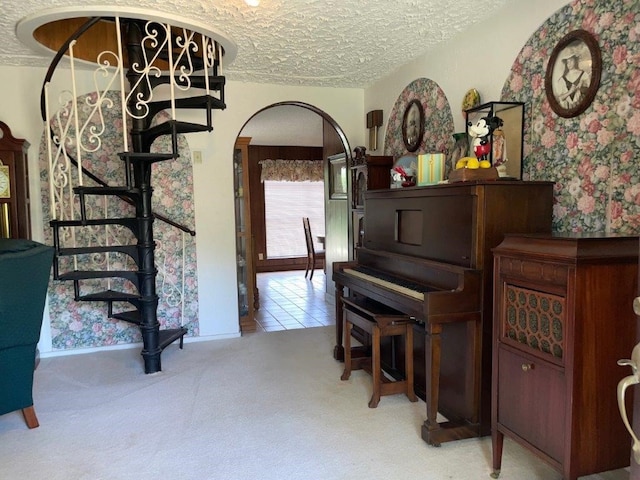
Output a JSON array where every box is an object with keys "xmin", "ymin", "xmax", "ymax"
[{"xmin": 234, "ymin": 102, "xmax": 351, "ymax": 332}]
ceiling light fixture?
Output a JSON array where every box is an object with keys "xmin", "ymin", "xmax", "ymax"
[{"xmin": 245, "ymin": 0, "xmax": 260, "ymax": 6}]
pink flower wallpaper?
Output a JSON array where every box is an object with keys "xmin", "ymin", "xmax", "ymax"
[
  {"xmin": 502, "ymin": 0, "xmax": 640, "ymax": 233},
  {"xmin": 385, "ymin": 0, "xmax": 639, "ymax": 233},
  {"xmin": 384, "ymin": 78, "xmax": 455, "ymax": 168},
  {"xmin": 39, "ymin": 91, "xmax": 199, "ymax": 350}
]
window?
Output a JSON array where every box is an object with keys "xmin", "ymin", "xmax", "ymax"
[{"xmin": 264, "ymin": 180, "xmax": 325, "ymax": 258}]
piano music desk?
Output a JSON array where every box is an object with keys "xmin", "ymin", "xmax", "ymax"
[{"xmin": 340, "ymin": 296, "xmax": 418, "ymax": 408}]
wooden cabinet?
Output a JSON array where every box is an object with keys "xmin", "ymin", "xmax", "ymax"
[
  {"xmin": 0, "ymin": 121, "xmax": 31, "ymax": 239},
  {"xmin": 350, "ymin": 150, "xmax": 392, "ymax": 255},
  {"xmin": 492, "ymin": 233, "xmax": 638, "ymax": 480},
  {"xmin": 233, "ymin": 137, "xmax": 258, "ymax": 333}
]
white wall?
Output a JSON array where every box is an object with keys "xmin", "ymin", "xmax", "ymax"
[
  {"xmin": 1, "ymin": 65, "xmax": 58, "ymax": 353},
  {"xmin": 184, "ymin": 82, "xmax": 364, "ymax": 338},
  {"xmin": 0, "ymin": 65, "xmax": 363, "ymax": 352},
  {"xmin": 364, "ymin": 0, "xmax": 569, "ymax": 138}
]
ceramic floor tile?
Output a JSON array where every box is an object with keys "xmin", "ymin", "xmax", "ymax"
[{"xmin": 254, "ymin": 270, "xmax": 334, "ymax": 333}]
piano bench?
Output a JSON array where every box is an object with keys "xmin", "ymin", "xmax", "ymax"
[{"xmin": 340, "ymin": 297, "xmax": 418, "ymax": 408}]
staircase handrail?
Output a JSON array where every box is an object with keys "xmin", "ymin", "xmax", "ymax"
[{"xmin": 39, "ymin": 16, "xmax": 196, "ymax": 237}]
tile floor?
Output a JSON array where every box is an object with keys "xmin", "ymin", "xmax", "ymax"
[{"xmin": 254, "ymin": 269, "xmax": 335, "ymax": 332}]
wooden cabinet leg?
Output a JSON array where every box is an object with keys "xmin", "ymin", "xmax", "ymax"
[
  {"xmin": 22, "ymin": 405, "xmax": 39, "ymax": 429},
  {"xmin": 491, "ymin": 429, "xmax": 503, "ymax": 478}
]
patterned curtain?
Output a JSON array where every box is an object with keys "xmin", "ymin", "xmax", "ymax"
[{"xmin": 259, "ymin": 159, "xmax": 323, "ymax": 182}]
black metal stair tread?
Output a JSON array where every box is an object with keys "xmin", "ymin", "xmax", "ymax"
[
  {"xmin": 109, "ymin": 313, "xmax": 188, "ymax": 349},
  {"xmin": 111, "ymin": 310, "xmax": 141, "ymax": 324},
  {"xmin": 57, "ymin": 270, "xmax": 139, "ymax": 281},
  {"xmin": 189, "ymin": 76, "xmax": 225, "ymax": 89},
  {"xmin": 58, "ymin": 245, "xmax": 138, "ymax": 257},
  {"xmin": 142, "ymin": 120, "xmax": 211, "ymax": 137},
  {"xmin": 118, "ymin": 152, "xmax": 177, "ymax": 161},
  {"xmin": 150, "ymin": 94, "xmax": 225, "ymax": 111},
  {"xmin": 181, "ymin": 94, "xmax": 225, "ymax": 110},
  {"xmin": 78, "ymin": 290, "xmax": 140, "ymax": 302},
  {"xmin": 159, "ymin": 328, "xmax": 188, "ymax": 350},
  {"xmin": 152, "ymin": 76, "xmax": 225, "ymax": 91},
  {"xmin": 74, "ymin": 186, "xmax": 141, "ymax": 195}
]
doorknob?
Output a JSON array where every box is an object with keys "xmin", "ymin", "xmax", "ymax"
[{"xmin": 617, "ymin": 342, "xmax": 640, "ymax": 464}]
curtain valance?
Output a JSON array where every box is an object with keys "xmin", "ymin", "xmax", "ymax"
[{"xmin": 259, "ymin": 159, "xmax": 323, "ymax": 182}]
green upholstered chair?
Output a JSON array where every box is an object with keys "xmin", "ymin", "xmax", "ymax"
[{"xmin": 0, "ymin": 238, "xmax": 54, "ymax": 428}]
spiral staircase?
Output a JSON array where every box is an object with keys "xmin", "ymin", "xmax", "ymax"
[{"xmin": 38, "ymin": 14, "xmax": 229, "ymax": 373}]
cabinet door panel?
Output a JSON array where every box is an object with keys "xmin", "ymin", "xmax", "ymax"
[
  {"xmin": 234, "ymin": 137, "xmax": 256, "ymax": 332},
  {"xmin": 498, "ymin": 347, "xmax": 566, "ymax": 463}
]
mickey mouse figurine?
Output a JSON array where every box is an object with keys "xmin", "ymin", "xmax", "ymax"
[{"xmin": 467, "ymin": 115, "xmax": 503, "ymax": 162}]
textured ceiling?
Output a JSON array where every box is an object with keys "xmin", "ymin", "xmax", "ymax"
[{"xmin": 3, "ymin": 0, "xmax": 511, "ymax": 89}]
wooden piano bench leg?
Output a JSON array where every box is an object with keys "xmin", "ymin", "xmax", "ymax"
[
  {"xmin": 404, "ymin": 323, "xmax": 418, "ymax": 403},
  {"xmin": 368, "ymin": 324, "xmax": 381, "ymax": 408},
  {"xmin": 340, "ymin": 298, "xmax": 414, "ymax": 408},
  {"xmin": 340, "ymin": 319, "xmax": 353, "ymax": 381}
]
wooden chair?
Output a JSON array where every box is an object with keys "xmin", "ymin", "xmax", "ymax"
[{"xmin": 302, "ymin": 217, "xmax": 325, "ymax": 280}]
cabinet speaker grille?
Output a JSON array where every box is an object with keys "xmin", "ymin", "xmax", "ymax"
[{"xmin": 503, "ymin": 284, "xmax": 565, "ymax": 360}]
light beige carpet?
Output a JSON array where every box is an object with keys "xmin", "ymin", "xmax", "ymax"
[{"xmin": 0, "ymin": 327, "xmax": 630, "ymax": 479}]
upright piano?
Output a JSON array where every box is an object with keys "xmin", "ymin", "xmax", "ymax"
[{"xmin": 333, "ymin": 180, "xmax": 554, "ymax": 446}]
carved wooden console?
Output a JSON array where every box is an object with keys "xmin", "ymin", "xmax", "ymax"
[{"xmin": 491, "ymin": 233, "xmax": 638, "ymax": 480}]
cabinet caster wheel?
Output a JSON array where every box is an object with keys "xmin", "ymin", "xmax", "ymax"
[{"xmin": 490, "ymin": 470, "xmax": 500, "ymax": 478}]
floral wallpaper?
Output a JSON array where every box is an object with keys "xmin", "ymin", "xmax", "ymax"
[
  {"xmin": 385, "ymin": 0, "xmax": 639, "ymax": 234},
  {"xmin": 384, "ymin": 78, "xmax": 456, "ymax": 176},
  {"xmin": 502, "ymin": 0, "xmax": 639, "ymax": 233},
  {"xmin": 39, "ymin": 91, "xmax": 199, "ymax": 350}
]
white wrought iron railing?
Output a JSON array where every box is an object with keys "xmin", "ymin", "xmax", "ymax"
[{"xmin": 39, "ymin": 15, "xmax": 223, "ymax": 339}]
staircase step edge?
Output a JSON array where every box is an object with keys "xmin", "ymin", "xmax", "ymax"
[{"xmin": 159, "ymin": 328, "xmax": 188, "ymax": 350}]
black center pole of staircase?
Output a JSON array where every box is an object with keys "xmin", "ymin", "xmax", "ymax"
[
  {"xmin": 125, "ymin": 20, "xmax": 162, "ymax": 373},
  {"xmin": 137, "ymin": 170, "xmax": 162, "ymax": 374}
]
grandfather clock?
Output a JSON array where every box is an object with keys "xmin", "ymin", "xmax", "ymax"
[{"xmin": 0, "ymin": 121, "xmax": 31, "ymax": 239}]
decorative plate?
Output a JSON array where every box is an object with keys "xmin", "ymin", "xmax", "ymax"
[{"xmin": 462, "ymin": 88, "xmax": 481, "ymax": 112}]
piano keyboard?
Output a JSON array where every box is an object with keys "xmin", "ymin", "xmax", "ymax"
[{"xmin": 343, "ymin": 266, "xmax": 427, "ymax": 300}]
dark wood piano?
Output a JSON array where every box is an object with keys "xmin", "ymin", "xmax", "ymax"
[{"xmin": 333, "ymin": 180, "xmax": 554, "ymax": 446}]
